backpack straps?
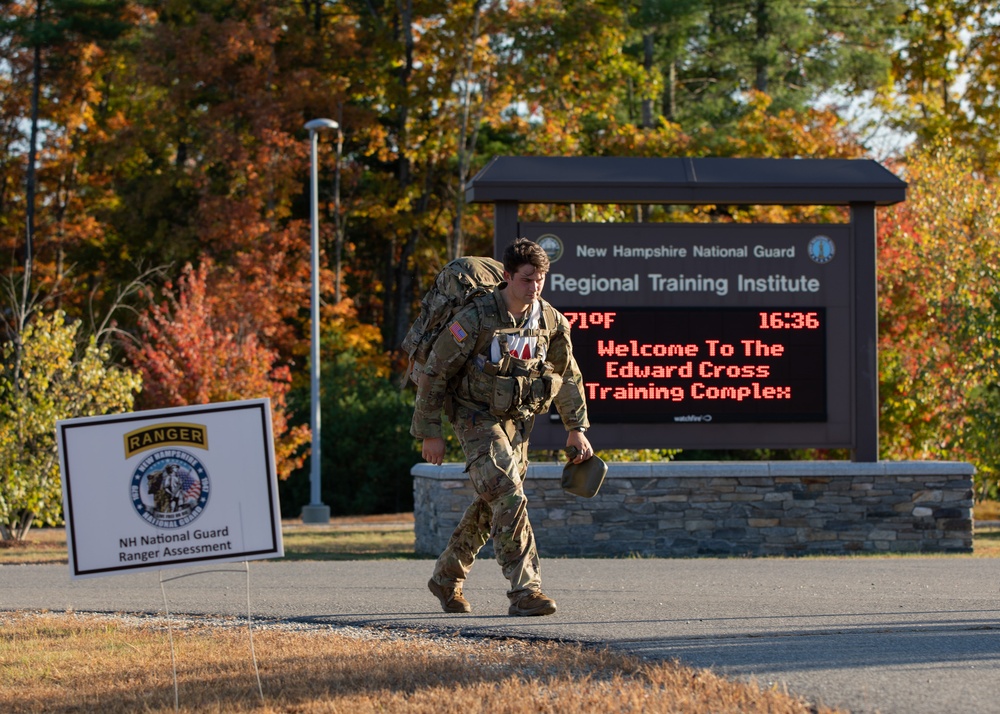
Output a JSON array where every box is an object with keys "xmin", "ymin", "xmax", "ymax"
[
  {"xmin": 469, "ymin": 292, "xmax": 502, "ymax": 360},
  {"xmin": 538, "ymin": 299, "xmax": 558, "ymax": 332}
]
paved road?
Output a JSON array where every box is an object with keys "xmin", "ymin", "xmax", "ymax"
[{"xmin": 3, "ymin": 557, "xmax": 1000, "ymax": 713}]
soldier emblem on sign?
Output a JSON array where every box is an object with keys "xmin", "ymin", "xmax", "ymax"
[{"xmin": 131, "ymin": 449, "xmax": 210, "ymax": 528}]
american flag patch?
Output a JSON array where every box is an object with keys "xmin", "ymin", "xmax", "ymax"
[{"xmin": 449, "ymin": 321, "xmax": 468, "ymax": 342}]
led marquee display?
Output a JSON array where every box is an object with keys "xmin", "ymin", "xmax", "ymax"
[{"xmin": 562, "ymin": 307, "xmax": 826, "ymax": 423}]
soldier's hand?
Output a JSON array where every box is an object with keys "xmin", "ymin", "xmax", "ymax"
[
  {"xmin": 566, "ymin": 430, "xmax": 594, "ymax": 463},
  {"xmin": 422, "ymin": 437, "xmax": 446, "ymax": 466}
]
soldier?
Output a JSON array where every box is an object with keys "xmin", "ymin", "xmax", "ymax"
[{"xmin": 412, "ymin": 238, "xmax": 594, "ymax": 617}]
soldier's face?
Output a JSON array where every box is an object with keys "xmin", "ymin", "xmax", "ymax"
[{"xmin": 505, "ymin": 264, "xmax": 546, "ymax": 307}]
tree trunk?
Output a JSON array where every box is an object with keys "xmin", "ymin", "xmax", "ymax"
[
  {"xmin": 333, "ymin": 104, "xmax": 345, "ymax": 303},
  {"xmin": 754, "ymin": 0, "xmax": 770, "ymax": 93},
  {"xmin": 642, "ymin": 33, "xmax": 654, "ymax": 129},
  {"xmin": 450, "ymin": 3, "xmax": 485, "ymax": 261},
  {"xmin": 24, "ymin": 3, "xmax": 42, "ymax": 308},
  {"xmin": 383, "ymin": 0, "xmax": 415, "ymax": 348},
  {"xmin": 664, "ymin": 61, "xmax": 676, "ymax": 121},
  {"xmin": 393, "ymin": 233, "xmax": 417, "ymax": 348}
]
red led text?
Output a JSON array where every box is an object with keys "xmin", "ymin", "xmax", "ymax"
[
  {"xmin": 564, "ymin": 307, "xmax": 826, "ymax": 421},
  {"xmin": 564, "ymin": 311, "xmax": 617, "ymax": 329}
]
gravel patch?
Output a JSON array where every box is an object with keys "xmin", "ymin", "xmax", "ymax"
[{"xmin": 0, "ymin": 609, "xmax": 505, "ymax": 647}]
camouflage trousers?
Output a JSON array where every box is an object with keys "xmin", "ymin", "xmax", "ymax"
[{"xmin": 431, "ymin": 407, "xmax": 541, "ymax": 598}]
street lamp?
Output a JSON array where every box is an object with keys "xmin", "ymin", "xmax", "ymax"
[{"xmin": 300, "ymin": 118, "xmax": 339, "ymax": 524}]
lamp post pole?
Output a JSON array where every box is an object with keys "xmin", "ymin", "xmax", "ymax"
[{"xmin": 301, "ymin": 118, "xmax": 339, "ymax": 524}]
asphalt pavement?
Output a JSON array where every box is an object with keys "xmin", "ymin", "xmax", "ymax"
[{"xmin": 3, "ymin": 556, "xmax": 1000, "ymax": 713}]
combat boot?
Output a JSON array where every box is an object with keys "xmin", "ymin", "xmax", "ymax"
[
  {"xmin": 428, "ymin": 578, "xmax": 472, "ymax": 613},
  {"xmin": 508, "ymin": 590, "xmax": 557, "ymax": 616}
]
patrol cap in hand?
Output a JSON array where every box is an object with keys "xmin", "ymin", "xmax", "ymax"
[{"xmin": 561, "ymin": 447, "xmax": 608, "ymax": 498}]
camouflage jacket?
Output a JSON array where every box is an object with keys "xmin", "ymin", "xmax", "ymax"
[{"xmin": 410, "ymin": 288, "xmax": 589, "ymax": 439}]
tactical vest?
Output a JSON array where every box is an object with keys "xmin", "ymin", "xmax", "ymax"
[{"xmin": 456, "ymin": 293, "xmax": 563, "ymax": 421}]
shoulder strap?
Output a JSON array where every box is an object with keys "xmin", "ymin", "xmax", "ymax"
[
  {"xmin": 539, "ymin": 299, "xmax": 558, "ymax": 330},
  {"xmin": 469, "ymin": 291, "xmax": 502, "ymax": 358}
]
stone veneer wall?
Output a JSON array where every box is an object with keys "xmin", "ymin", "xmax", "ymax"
[{"xmin": 412, "ymin": 461, "xmax": 974, "ymax": 558}]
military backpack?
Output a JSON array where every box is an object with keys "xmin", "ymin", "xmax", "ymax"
[{"xmin": 400, "ymin": 256, "xmax": 507, "ymax": 386}]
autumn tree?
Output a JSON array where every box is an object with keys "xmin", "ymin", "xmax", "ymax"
[
  {"xmin": 877, "ymin": 142, "xmax": 1000, "ymax": 495},
  {"xmin": 341, "ymin": 0, "xmax": 509, "ymax": 348},
  {"xmin": 2, "ymin": 0, "xmax": 914, "ymax": 358},
  {"xmin": 126, "ymin": 260, "xmax": 310, "ymax": 478},
  {"xmin": 329, "ymin": 1, "xmax": 645, "ymax": 348},
  {"xmin": 0, "ymin": 0, "xmax": 140, "ymax": 319}
]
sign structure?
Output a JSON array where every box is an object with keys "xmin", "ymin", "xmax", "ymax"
[
  {"xmin": 58, "ymin": 399, "xmax": 283, "ymax": 579},
  {"xmin": 521, "ymin": 222, "xmax": 853, "ymax": 450}
]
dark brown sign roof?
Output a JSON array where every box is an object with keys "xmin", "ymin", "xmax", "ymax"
[{"xmin": 466, "ymin": 156, "xmax": 906, "ymax": 206}]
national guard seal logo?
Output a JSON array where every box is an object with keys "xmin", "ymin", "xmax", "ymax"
[
  {"xmin": 131, "ymin": 449, "xmax": 210, "ymax": 528},
  {"xmin": 536, "ymin": 234, "xmax": 564, "ymax": 263},
  {"xmin": 807, "ymin": 235, "xmax": 835, "ymax": 264}
]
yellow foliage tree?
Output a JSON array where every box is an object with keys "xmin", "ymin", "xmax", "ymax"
[
  {"xmin": 0, "ymin": 310, "xmax": 142, "ymax": 541},
  {"xmin": 878, "ymin": 141, "xmax": 1000, "ymax": 496}
]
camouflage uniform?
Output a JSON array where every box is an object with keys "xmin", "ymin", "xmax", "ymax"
[{"xmin": 411, "ymin": 288, "xmax": 589, "ymax": 600}]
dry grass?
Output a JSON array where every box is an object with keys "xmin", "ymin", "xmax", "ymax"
[
  {"xmin": 974, "ymin": 499, "xmax": 1000, "ymax": 521},
  {"xmin": 0, "ymin": 611, "xmax": 841, "ymax": 714},
  {"xmin": 0, "ymin": 516, "xmax": 418, "ymax": 565},
  {"xmin": 278, "ymin": 519, "xmax": 416, "ymax": 561},
  {"xmin": 973, "ymin": 502, "xmax": 1000, "ymax": 557},
  {"xmin": 0, "ymin": 527, "xmax": 68, "ymax": 564}
]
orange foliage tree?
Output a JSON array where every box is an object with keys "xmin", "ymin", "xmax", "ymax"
[
  {"xmin": 0, "ymin": 0, "xmax": 142, "ymax": 315},
  {"xmin": 125, "ymin": 260, "xmax": 309, "ymax": 478}
]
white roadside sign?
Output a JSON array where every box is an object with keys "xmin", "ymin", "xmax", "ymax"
[{"xmin": 57, "ymin": 399, "xmax": 284, "ymax": 579}]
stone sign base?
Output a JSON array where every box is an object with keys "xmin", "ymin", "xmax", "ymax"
[{"xmin": 412, "ymin": 461, "xmax": 974, "ymax": 558}]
